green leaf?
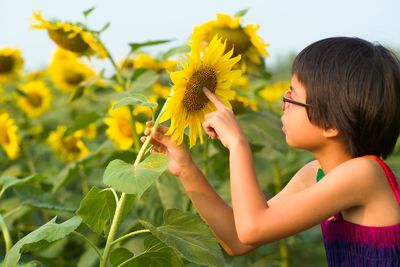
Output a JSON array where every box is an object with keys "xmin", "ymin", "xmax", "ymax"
[
  {"xmin": 76, "ymin": 186, "xmax": 117, "ymax": 235},
  {"xmin": 14, "ymin": 185, "xmax": 76, "ymax": 212},
  {"xmin": 4, "ymin": 216, "xmax": 82, "ymax": 267},
  {"xmin": 110, "ymin": 247, "xmax": 134, "ymax": 266},
  {"xmin": 128, "ymin": 40, "xmax": 174, "ymax": 53},
  {"xmin": 0, "ymin": 174, "xmax": 46, "ymax": 198},
  {"xmin": 68, "ymin": 84, "xmax": 86, "ymax": 102},
  {"xmin": 113, "ymin": 97, "xmax": 157, "ymax": 110},
  {"xmin": 98, "ymin": 22, "xmax": 111, "ymax": 33},
  {"xmin": 155, "ymin": 172, "xmax": 189, "ymax": 210},
  {"xmin": 83, "ymin": 6, "xmax": 95, "ymax": 18},
  {"xmin": 110, "ymin": 236, "xmax": 183, "ymax": 267},
  {"xmin": 131, "ymin": 70, "xmax": 160, "ymax": 92},
  {"xmin": 237, "ymin": 111, "xmax": 288, "ymax": 157},
  {"xmin": 64, "ymin": 112, "xmax": 100, "ymax": 137},
  {"xmin": 103, "ymin": 154, "xmax": 168, "ymax": 198},
  {"xmin": 140, "ymin": 209, "xmax": 225, "ymax": 267},
  {"xmin": 234, "ymin": 8, "xmax": 249, "ymax": 17},
  {"xmin": 162, "ymin": 44, "xmax": 190, "ymax": 60}
]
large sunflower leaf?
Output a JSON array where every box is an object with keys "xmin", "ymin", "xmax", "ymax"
[
  {"xmin": 0, "ymin": 174, "xmax": 46, "ymax": 198},
  {"xmin": 128, "ymin": 40, "xmax": 173, "ymax": 53},
  {"xmin": 63, "ymin": 111, "xmax": 100, "ymax": 138},
  {"xmin": 130, "ymin": 70, "xmax": 160, "ymax": 92},
  {"xmin": 139, "ymin": 209, "xmax": 225, "ymax": 267},
  {"xmin": 237, "ymin": 111, "xmax": 287, "ymax": 157},
  {"xmin": 14, "ymin": 185, "xmax": 76, "ymax": 212},
  {"xmin": 113, "ymin": 96, "xmax": 157, "ymax": 110},
  {"xmin": 103, "ymin": 154, "xmax": 168, "ymax": 198},
  {"xmin": 76, "ymin": 186, "xmax": 117, "ymax": 235},
  {"xmin": 4, "ymin": 216, "xmax": 82, "ymax": 267},
  {"xmin": 110, "ymin": 236, "xmax": 183, "ymax": 267}
]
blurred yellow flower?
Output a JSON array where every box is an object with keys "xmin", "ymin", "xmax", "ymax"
[
  {"xmin": 81, "ymin": 123, "xmax": 97, "ymax": 140},
  {"xmin": 160, "ymin": 36, "xmax": 241, "ymax": 147},
  {"xmin": 234, "ymin": 94, "xmax": 258, "ymax": 111},
  {"xmin": 104, "ymin": 104, "xmax": 134, "ymax": 150},
  {"xmin": 31, "ymin": 11, "xmax": 107, "ymax": 59},
  {"xmin": 0, "ymin": 112, "xmax": 21, "ymax": 160},
  {"xmin": 151, "ymin": 83, "xmax": 170, "ymax": 98},
  {"xmin": 25, "ymin": 69, "xmax": 48, "ymax": 81},
  {"xmin": 49, "ymin": 48, "xmax": 96, "ymax": 93},
  {"xmin": 0, "ymin": 47, "xmax": 24, "ymax": 84},
  {"xmin": 259, "ymin": 81, "xmax": 290, "ymax": 103},
  {"xmin": 191, "ymin": 13, "xmax": 268, "ymax": 73},
  {"xmin": 47, "ymin": 125, "xmax": 89, "ymax": 162},
  {"xmin": 17, "ymin": 80, "xmax": 52, "ymax": 118}
]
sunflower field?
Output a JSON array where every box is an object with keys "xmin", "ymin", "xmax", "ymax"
[{"xmin": 0, "ymin": 8, "xmax": 399, "ymax": 267}]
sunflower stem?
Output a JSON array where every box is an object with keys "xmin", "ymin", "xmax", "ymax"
[
  {"xmin": 104, "ymin": 45, "xmax": 124, "ymax": 87},
  {"xmin": 73, "ymin": 231, "xmax": 103, "ymax": 262},
  {"xmin": 100, "ymin": 94, "xmax": 171, "ymax": 267},
  {"xmin": 0, "ymin": 214, "xmax": 12, "ymax": 254},
  {"xmin": 202, "ymin": 137, "xmax": 210, "ymax": 176},
  {"xmin": 128, "ymin": 106, "xmax": 141, "ymax": 153},
  {"xmin": 273, "ymin": 161, "xmax": 289, "ymax": 267}
]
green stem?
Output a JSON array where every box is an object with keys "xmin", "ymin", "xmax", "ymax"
[
  {"xmin": 273, "ymin": 161, "xmax": 289, "ymax": 267},
  {"xmin": 73, "ymin": 231, "xmax": 103, "ymax": 262},
  {"xmin": 0, "ymin": 214, "xmax": 12, "ymax": 253},
  {"xmin": 78, "ymin": 164, "xmax": 90, "ymax": 195},
  {"xmin": 100, "ymin": 94, "xmax": 171, "ymax": 267},
  {"xmin": 23, "ymin": 144, "xmax": 36, "ymax": 174},
  {"xmin": 129, "ymin": 106, "xmax": 141, "ymax": 153},
  {"xmin": 202, "ymin": 137, "xmax": 210, "ymax": 176},
  {"xmin": 104, "ymin": 46, "xmax": 124, "ymax": 87},
  {"xmin": 110, "ymin": 229, "xmax": 150, "ymax": 246}
]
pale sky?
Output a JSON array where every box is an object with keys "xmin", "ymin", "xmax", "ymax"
[{"xmin": 1, "ymin": 0, "xmax": 399, "ymax": 71}]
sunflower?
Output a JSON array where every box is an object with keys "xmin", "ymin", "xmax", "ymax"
[
  {"xmin": 259, "ymin": 80, "xmax": 290, "ymax": 103},
  {"xmin": 31, "ymin": 11, "xmax": 107, "ymax": 59},
  {"xmin": 0, "ymin": 47, "xmax": 24, "ymax": 84},
  {"xmin": 104, "ymin": 104, "xmax": 134, "ymax": 150},
  {"xmin": 49, "ymin": 48, "xmax": 96, "ymax": 93},
  {"xmin": 17, "ymin": 80, "xmax": 52, "ymax": 118},
  {"xmin": 47, "ymin": 125, "xmax": 89, "ymax": 162},
  {"xmin": 191, "ymin": 13, "xmax": 268, "ymax": 73},
  {"xmin": 160, "ymin": 36, "xmax": 242, "ymax": 147},
  {"xmin": 0, "ymin": 112, "xmax": 21, "ymax": 160}
]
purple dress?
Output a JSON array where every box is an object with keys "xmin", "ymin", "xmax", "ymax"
[{"xmin": 318, "ymin": 156, "xmax": 400, "ymax": 267}]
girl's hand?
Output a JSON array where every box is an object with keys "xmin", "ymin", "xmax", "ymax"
[
  {"xmin": 141, "ymin": 122, "xmax": 195, "ymax": 178},
  {"xmin": 202, "ymin": 87, "xmax": 247, "ymax": 149}
]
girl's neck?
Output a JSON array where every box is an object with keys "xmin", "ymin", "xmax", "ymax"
[{"xmin": 313, "ymin": 144, "xmax": 353, "ymax": 174}]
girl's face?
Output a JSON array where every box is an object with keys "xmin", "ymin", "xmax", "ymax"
[{"xmin": 281, "ymin": 75, "xmax": 325, "ymax": 151}]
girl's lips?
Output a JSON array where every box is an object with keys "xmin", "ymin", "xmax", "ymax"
[{"xmin": 282, "ymin": 126, "xmax": 286, "ymax": 134}]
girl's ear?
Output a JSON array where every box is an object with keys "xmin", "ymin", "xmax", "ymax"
[{"xmin": 322, "ymin": 128, "xmax": 339, "ymax": 138}]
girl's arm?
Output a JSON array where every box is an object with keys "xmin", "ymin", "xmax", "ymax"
[{"xmin": 202, "ymin": 88, "xmax": 377, "ymax": 246}]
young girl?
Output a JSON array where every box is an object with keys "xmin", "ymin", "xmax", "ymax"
[{"xmin": 141, "ymin": 37, "xmax": 400, "ymax": 266}]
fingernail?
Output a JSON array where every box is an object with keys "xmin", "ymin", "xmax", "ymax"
[{"xmin": 203, "ymin": 87, "xmax": 208, "ymax": 93}]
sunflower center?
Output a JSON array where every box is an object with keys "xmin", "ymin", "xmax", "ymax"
[
  {"xmin": 26, "ymin": 93, "xmax": 43, "ymax": 107},
  {"xmin": 65, "ymin": 72, "xmax": 85, "ymax": 86},
  {"xmin": 63, "ymin": 137, "xmax": 81, "ymax": 153},
  {"xmin": 184, "ymin": 67, "xmax": 217, "ymax": 112},
  {"xmin": 210, "ymin": 27, "xmax": 251, "ymax": 56},
  {"xmin": 0, "ymin": 125, "xmax": 10, "ymax": 145},
  {"xmin": 118, "ymin": 119, "xmax": 133, "ymax": 138},
  {"xmin": 0, "ymin": 55, "xmax": 14, "ymax": 73},
  {"xmin": 48, "ymin": 29, "xmax": 90, "ymax": 54}
]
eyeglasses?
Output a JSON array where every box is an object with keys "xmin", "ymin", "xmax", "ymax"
[{"xmin": 282, "ymin": 90, "xmax": 311, "ymax": 111}]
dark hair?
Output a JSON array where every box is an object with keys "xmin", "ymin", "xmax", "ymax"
[{"xmin": 292, "ymin": 37, "xmax": 400, "ymax": 159}]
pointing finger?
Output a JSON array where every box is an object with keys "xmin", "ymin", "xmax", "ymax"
[{"xmin": 203, "ymin": 87, "xmax": 226, "ymax": 110}]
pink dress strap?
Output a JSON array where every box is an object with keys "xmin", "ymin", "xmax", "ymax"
[{"xmin": 365, "ymin": 155, "xmax": 400, "ymax": 206}]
